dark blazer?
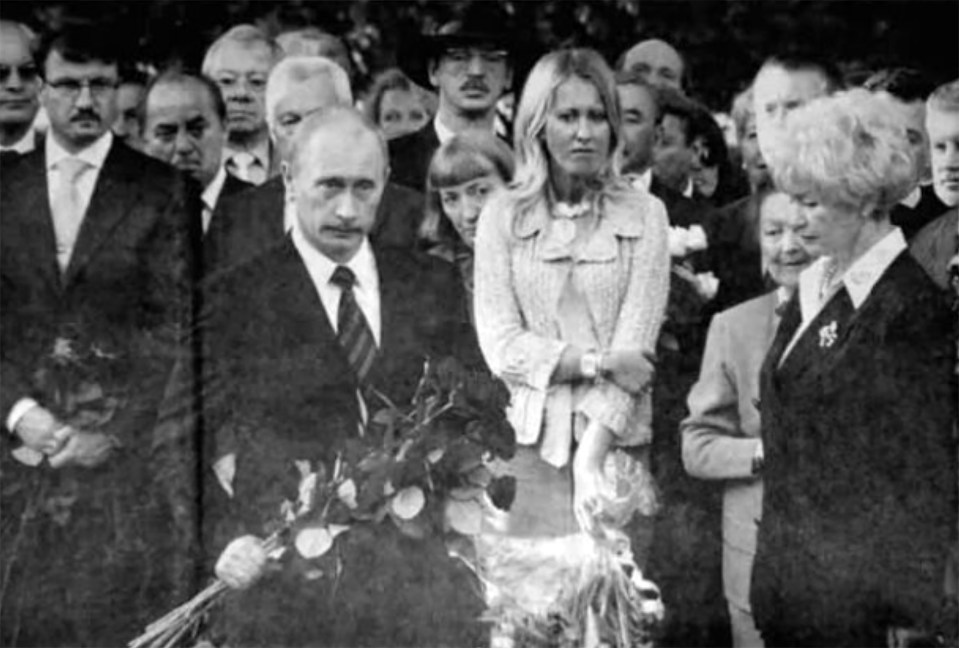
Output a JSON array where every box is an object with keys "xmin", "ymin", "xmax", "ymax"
[
  {"xmin": 910, "ymin": 207, "xmax": 957, "ymax": 292},
  {"xmin": 891, "ymin": 184, "xmax": 949, "ymax": 240},
  {"xmin": 198, "ymin": 237, "xmax": 484, "ymax": 646},
  {"xmin": 751, "ymin": 253, "xmax": 957, "ymax": 647},
  {"xmin": 205, "ymin": 176, "xmax": 426, "ymax": 272},
  {"xmin": 709, "ymin": 193, "xmax": 771, "ymax": 312},
  {"xmin": 387, "ymin": 122, "xmax": 441, "ymax": 192},
  {"xmin": 0, "ymin": 139, "xmax": 199, "ymax": 646}
]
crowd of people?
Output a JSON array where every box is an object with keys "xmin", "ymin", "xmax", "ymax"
[{"xmin": 0, "ymin": 3, "xmax": 957, "ymax": 647}]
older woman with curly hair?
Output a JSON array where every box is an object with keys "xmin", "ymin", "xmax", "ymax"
[{"xmin": 750, "ymin": 88, "xmax": 957, "ymax": 647}]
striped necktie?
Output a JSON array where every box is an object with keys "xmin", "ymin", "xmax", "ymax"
[{"xmin": 331, "ymin": 265, "xmax": 378, "ymax": 383}]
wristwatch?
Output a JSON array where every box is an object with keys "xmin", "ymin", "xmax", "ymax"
[{"xmin": 580, "ymin": 351, "xmax": 602, "ymax": 381}]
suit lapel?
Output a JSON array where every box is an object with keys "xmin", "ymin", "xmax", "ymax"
[
  {"xmin": 12, "ymin": 151, "xmax": 62, "ymax": 292},
  {"xmin": 63, "ymin": 142, "xmax": 138, "ymax": 286}
]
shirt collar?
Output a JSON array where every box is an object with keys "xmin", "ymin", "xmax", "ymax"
[
  {"xmin": 202, "ymin": 165, "xmax": 228, "ymax": 213},
  {"xmin": 292, "ymin": 226, "xmax": 378, "ymax": 295},
  {"xmin": 797, "ymin": 227, "xmax": 907, "ymax": 316},
  {"xmin": 2, "ymin": 127, "xmax": 37, "ymax": 154},
  {"xmin": 224, "ymin": 139, "xmax": 271, "ymax": 169},
  {"xmin": 433, "ymin": 116, "xmax": 456, "ymax": 146},
  {"xmin": 899, "ymin": 184, "xmax": 922, "ymax": 209},
  {"xmin": 46, "ymin": 130, "xmax": 113, "ymax": 171},
  {"xmin": 682, "ymin": 178, "xmax": 694, "ymax": 199},
  {"xmin": 627, "ymin": 169, "xmax": 653, "ymax": 192}
]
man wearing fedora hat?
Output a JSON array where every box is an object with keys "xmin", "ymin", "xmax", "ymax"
[{"xmin": 389, "ymin": 2, "xmax": 516, "ymax": 193}]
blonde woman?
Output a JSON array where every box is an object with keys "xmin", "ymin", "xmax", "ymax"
[{"xmin": 473, "ymin": 48, "xmax": 669, "ymax": 616}]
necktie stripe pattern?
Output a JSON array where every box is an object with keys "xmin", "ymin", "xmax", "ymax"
[{"xmin": 331, "ymin": 265, "xmax": 378, "ymax": 383}]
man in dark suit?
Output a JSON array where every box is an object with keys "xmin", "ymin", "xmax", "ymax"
[
  {"xmin": 388, "ymin": 3, "xmax": 517, "ymax": 192},
  {"xmin": 202, "ymin": 106, "xmax": 483, "ymax": 646},
  {"xmin": 911, "ymin": 207, "xmax": 958, "ymax": 292},
  {"xmin": 0, "ymin": 27, "xmax": 198, "ymax": 646},
  {"xmin": 207, "ymin": 55, "xmax": 425, "ymax": 272},
  {"xmin": 140, "ymin": 69, "xmax": 254, "ymax": 247}
]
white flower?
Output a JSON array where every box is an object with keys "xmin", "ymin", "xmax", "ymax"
[
  {"xmin": 694, "ymin": 272, "xmax": 720, "ymax": 301},
  {"xmin": 668, "ymin": 227, "xmax": 691, "ymax": 258},
  {"xmin": 687, "ymin": 225, "xmax": 708, "ymax": 252}
]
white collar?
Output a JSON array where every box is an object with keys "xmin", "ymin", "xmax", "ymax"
[
  {"xmin": 46, "ymin": 130, "xmax": 113, "ymax": 171},
  {"xmin": 291, "ymin": 227, "xmax": 378, "ymax": 297},
  {"xmin": 682, "ymin": 177, "xmax": 694, "ymax": 199},
  {"xmin": 797, "ymin": 227, "xmax": 907, "ymax": 317},
  {"xmin": 224, "ymin": 138, "xmax": 271, "ymax": 168},
  {"xmin": 899, "ymin": 184, "xmax": 922, "ymax": 209},
  {"xmin": 628, "ymin": 169, "xmax": 653, "ymax": 192},
  {"xmin": 2, "ymin": 127, "xmax": 37, "ymax": 154},
  {"xmin": 202, "ymin": 165, "xmax": 228, "ymax": 213},
  {"xmin": 433, "ymin": 115, "xmax": 456, "ymax": 146}
]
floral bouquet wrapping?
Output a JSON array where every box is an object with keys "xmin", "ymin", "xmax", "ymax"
[{"xmin": 129, "ymin": 357, "xmax": 517, "ymax": 648}]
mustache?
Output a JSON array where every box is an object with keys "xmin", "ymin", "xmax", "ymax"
[
  {"xmin": 461, "ymin": 80, "xmax": 489, "ymax": 93},
  {"xmin": 70, "ymin": 110, "xmax": 100, "ymax": 123}
]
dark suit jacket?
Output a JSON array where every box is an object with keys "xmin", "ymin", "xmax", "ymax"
[
  {"xmin": 198, "ymin": 237, "xmax": 484, "ymax": 646},
  {"xmin": 910, "ymin": 207, "xmax": 958, "ymax": 292},
  {"xmin": 0, "ymin": 139, "xmax": 199, "ymax": 645},
  {"xmin": 205, "ymin": 176, "xmax": 426, "ymax": 273},
  {"xmin": 387, "ymin": 122, "xmax": 441, "ymax": 193},
  {"xmin": 752, "ymin": 253, "xmax": 957, "ymax": 646},
  {"xmin": 891, "ymin": 184, "xmax": 949, "ymax": 240},
  {"xmin": 709, "ymin": 193, "xmax": 770, "ymax": 312}
]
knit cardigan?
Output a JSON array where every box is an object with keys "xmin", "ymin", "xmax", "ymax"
[{"xmin": 474, "ymin": 184, "xmax": 670, "ymax": 467}]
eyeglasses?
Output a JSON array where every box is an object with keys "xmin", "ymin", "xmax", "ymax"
[
  {"xmin": 47, "ymin": 77, "xmax": 119, "ymax": 98},
  {"xmin": 0, "ymin": 64, "xmax": 40, "ymax": 84},
  {"xmin": 442, "ymin": 48, "xmax": 509, "ymax": 66}
]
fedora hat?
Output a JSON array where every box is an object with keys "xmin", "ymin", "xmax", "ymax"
[{"xmin": 398, "ymin": 2, "xmax": 523, "ymax": 90}]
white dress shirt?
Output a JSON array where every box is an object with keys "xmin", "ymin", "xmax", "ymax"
[
  {"xmin": 781, "ymin": 227, "xmax": 907, "ymax": 362},
  {"xmin": 200, "ymin": 165, "xmax": 228, "ymax": 234},
  {"xmin": 223, "ymin": 139, "xmax": 271, "ymax": 185},
  {"xmin": 291, "ymin": 227, "xmax": 381, "ymax": 345}
]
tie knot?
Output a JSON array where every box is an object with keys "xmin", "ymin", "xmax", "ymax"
[
  {"xmin": 58, "ymin": 157, "xmax": 90, "ymax": 183},
  {"xmin": 331, "ymin": 265, "xmax": 356, "ymax": 289}
]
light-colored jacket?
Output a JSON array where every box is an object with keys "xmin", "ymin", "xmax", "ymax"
[
  {"xmin": 681, "ymin": 291, "xmax": 780, "ymax": 612},
  {"xmin": 474, "ymin": 185, "xmax": 670, "ymax": 467}
]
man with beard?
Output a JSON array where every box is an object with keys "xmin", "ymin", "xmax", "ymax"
[
  {"xmin": 202, "ymin": 25, "xmax": 281, "ymax": 185},
  {"xmin": 388, "ymin": 2, "xmax": 516, "ymax": 192},
  {"xmin": 141, "ymin": 70, "xmax": 253, "ymax": 242},
  {"xmin": 0, "ymin": 20, "xmax": 42, "ymax": 156},
  {"xmin": 0, "ymin": 25, "xmax": 198, "ymax": 646}
]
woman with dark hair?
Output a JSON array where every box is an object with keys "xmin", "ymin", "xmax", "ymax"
[
  {"xmin": 751, "ymin": 88, "xmax": 957, "ymax": 647},
  {"xmin": 364, "ymin": 67, "xmax": 433, "ymax": 140}
]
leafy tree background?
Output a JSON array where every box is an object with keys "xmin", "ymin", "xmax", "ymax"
[{"xmin": 3, "ymin": 0, "xmax": 957, "ymax": 111}]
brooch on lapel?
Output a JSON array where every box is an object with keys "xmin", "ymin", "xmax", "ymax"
[{"xmin": 818, "ymin": 321, "xmax": 838, "ymax": 348}]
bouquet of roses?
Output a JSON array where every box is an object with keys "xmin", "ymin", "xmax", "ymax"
[{"xmin": 129, "ymin": 356, "xmax": 516, "ymax": 648}]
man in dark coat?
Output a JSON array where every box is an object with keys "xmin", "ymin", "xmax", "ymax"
[
  {"xmin": 388, "ymin": 3, "xmax": 517, "ymax": 192},
  {"xmin": 0, "ymin": 27, "xmax": 198, "ymax": 646},
  {"xmin": 205, "ymin": 106, "xmax": 484, "ymax": 647}
]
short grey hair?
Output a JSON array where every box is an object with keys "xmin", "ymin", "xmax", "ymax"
[
  {"xmin": 291, "ymin": 106, "xmax": 387, "ymax": 177},
  {"xmin": 265, "ymin": 55, "xmax": 353, "ymax": 131},
  {"xmin": 201, "ymin": 24, "xmax": 281, "ymax": 77}
]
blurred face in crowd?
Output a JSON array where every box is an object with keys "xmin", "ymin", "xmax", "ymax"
[
  {"xmin": 690, "ymin": 136, "xmax": 719, "ymax": 198},
  {"xmin": 42, "ymin": 49, "xmax": 119, "ymax": 152},
  {"xmin": 271, "ymin": 73, "xmax": 344, "ymax": 162},
  {"xmin": 545, "ymin": 75, "xmax": 612, "ymax": 182},
  {"xmin": 429, "ymin": 44, "xmax": 512, "ymax": 119},
  {"xmin": 622, "ymin": 40, "xmax": 684, "ymax": 90},
  {"xmin": 759, "ymin": 191, "xmax": 814, "ymax": 289},
  {"xmin": 753, "ymin": 64, "xmax": 829, "ymax": 163},
  {"xmin": 926, "ymin": 106, "xmax": 959, "ymax": 207},
  {"xmin": 617, "ymin": 82, "xmax": 657, "ymax": 174},
  {"xmin": 288, "ymin": 123, "xmax": 386, "ymax": 263},
  {"xmin": 0, "ymin": 22, "xmax": 41, "ymax": 143},
  {"xmin": 898, "ymin": 98, "xmax": 930, "ymax": 184},
  {"xmin": 143, "ymin": 78, "xmax": 225, "ymax": 188},
  {"xmin": 378, "ymin": 88, "xmax": 428, "ymax": 140},
  {"xmin": 207, "ymin": 41, "xmax": 273, "ymax": 141},
  {"xmin": 652, "ymin": 113, "xmax": 694, "ymax": 192},
  {"xmin": 438, "ymin": 173, "xmax": 503, "ymax": 248},
  {"xmin": 739, "ymin": 110, "xmax": 770, "ymax": 191},
  {"xmin": 112, "ymin": 80, "xmax": 145, "ymax": 147}
]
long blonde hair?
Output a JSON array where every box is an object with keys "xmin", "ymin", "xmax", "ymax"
[{"xmin": 509, "ymin": 48, "xmax": 628, "ymax": 216}]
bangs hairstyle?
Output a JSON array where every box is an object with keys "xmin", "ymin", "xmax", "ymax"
[
  {"xmin": 421, "ymin": 132, "xmax": 515, "ymax": 244},
  {"xmin": 771, "ymin": 88, "xmax": 917, "ymax": 219},
  {"xmin": 510, "ymin": 48, "xmax": 625, "ymax": 214}
]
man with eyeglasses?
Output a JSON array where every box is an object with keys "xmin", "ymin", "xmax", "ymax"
[
  {"xmin": 0, "ymin": 24, "xmax": 199, "ymax": 647},
  {"xmin": 202, "ymin": 24, "xmax": 282, "ymax": 186},
  {"xmin": 0, "ymin": 20, "xmax": 42, "ymax": 156},
  {"xmin": 388, "ymin": 3, "xmax": 517, "ymax": 192}
]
